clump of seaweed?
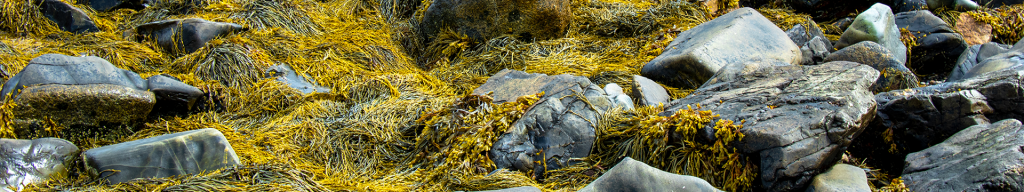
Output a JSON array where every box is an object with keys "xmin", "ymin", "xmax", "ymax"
[
  {"xmin": 0, "ymin": 94, "xmax": 17, "ymax": 139},
  {"xmin": 171, "ymin": 38, "xmax": 272, "ymax": 90}
]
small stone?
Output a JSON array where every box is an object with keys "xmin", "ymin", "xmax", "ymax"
[
  {"xmin": 956, "ymin": 13, "xmax": 993, "ymax": 45},
  {"xmin": 824, "ymin": 41, "xmax": 920, "ymax": 92},
  {"xmin": 630, "ymin": 75, "xmax": 670, "ymax": 107},
  {"xmin": 38, "ymin": 0, "xmax": 100, "ymax": 34},
  {"xmin": 267, "ymin": 64, "xmax": 331, "ymax": 94},
  {"xmin": 147, "ymin": 74, "xmax": 205, "ymax": 117},
  {"xmin": 579, "ymin": 157, "xmax": 722, "ymax": 192},
  {"xmin": 836, "ymin": 3, "xmax": 907, "ymax": 64},
  {"xmin": 806, "ymin": 164, "xmax": 871, "ymax": 192},
  {"xmin": 82, "ymin": 128, "xmax": 240, "ymax": 184},
  {"xmin": 0, "ymin": 138, "xmax": 78, "ymax": 192},
  {"xmin": 603, "ymin": 83, "xmax": 624, "ymax": 96},
  {"xmin": 136, "ymin": 18, "xmax": 245, "ymax": 55}
]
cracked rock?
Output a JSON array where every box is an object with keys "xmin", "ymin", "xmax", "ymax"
[{"xmin": 902, "ymin": 119, "xmax": 1024, "ymax": 192}]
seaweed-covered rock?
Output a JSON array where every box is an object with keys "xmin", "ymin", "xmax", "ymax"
[
  {"xmin": 663, "ymin": 61, "xmax": 879, "ymax": 191},
  {"xmin": 630, "ymin": 75, "xmax": 669, "ymax": 107},
  {"xmin": 0, "ymin": 138, "xmax": 78, "ymax": 192},
  {"xmin": 801, "ymin": 36, "xmax": 833, "ymax": 65},
  {"xmin": 947, "ymin": 42, "xmax": 1011, "ymax": 82},
  {"xmin": 927, "ymin": 0, "xmax": 980, "ymax": 11},
  {"xmin": 824, "ymin": 41, "xmax": 920, "ymax": 92},
  {"xmin": 977, "ymin": 0, "xmax": 1024, "ymax": 7},
  {"xmin": 136, "ymin": 18, "xmax": 245, "ymax": 55},
  {"xmin": 895, "ymin": 10, "xmax": 968, "ymax": 77},
  {"xmin": 786, "ymin": 21, "xmax": 827, "ymax": 47},
  {"xmin": 474, "ymin": 186, "xmax": 542, "ymax": 192},
  {"xmin": 641, "ymin": 7, "xmax": 801, "ymax": 89},
  {"xmin": 266, "ymin": 64, "xmax": 330, "ymax": 94},
  {"xmin": 419, "ymin": 0, "xmax": 570, "ymax": 43},
  {"xmin": 147, "ymin": 74, "xmax": 204, "ymax": 117},
  {"xmin": 806, "ymin": 164, "xmax": 871, "ymax": 192},
  {"xmin": 82, "ymin": 128, "xmax": 240, "ymax": 184},
  {"xmin": 835, "ymin": 3, "xmax": 907, "ymax": 64},
  {"xmin": 85, "ymin": 0, "xmax": 148, "ymax": 12},
  {"xmin": 902, "ymin": 119, "xmax": 1024, "ymax": 192},
  {"xmin": 38, "ymin": 0, "xmax": 100, "ymax": 34},
  {"xmin": 578, "ymin": 157, "xmax": 721, "ymax": 192},
  {"xmin": 955, "ymin": 13, "xmax": 993, "ymax": 45},
  {"xmin": 895, "ymin": 0, "xmax": 929, "ymax": 12}
]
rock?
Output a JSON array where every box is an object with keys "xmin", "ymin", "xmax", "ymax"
[
  {"xmin": 603, "ymin": 83, "xmax": 624, "ymax": 96},
  {"xmin": 895, "ymin": 11, "xmax": 954, "ymax": 37},
  {"xmin": 947, "ymin": 42, "xmax": 1011, "ymax": 82},
  {"xmin": 604, "ymin": 83, "xmax": 634, "ymax": 110},
  {"xmin": 977, "ymin": 0, "xmax": 1024, "ymax": 7},
  {"xmin": 833, "ymin": 17, "xmax": 855, "ymax": 32},
  {"xmin": 662, "ymin": 61, "xmax": 879, "ymax": 191},
  {"xmin": 895, "ymin": 10, "xmax": 968, "ymax": 78},
  {"xmin": 135, "ymin": 18, "xmax": 245, "ymax": 55},
  {"xmin": 630, "ymin": 75, "xmax": 670, "ymax": 107},
  {"xmin": 835, "ymin": 3, "xmax": 907, "ymax": 64},
  {"xmin": 806, "ymin": 164, "xmax": 871, "ymax": 192},
  {"xmin": 472, "ymin": 186, "xmax": 542, "ymax": 192},
  {"xmin": 82, "ymin": 128, "xmax": 240, "ymax": 184},
  {"xmin": 786, "ymin": 21, "xmax": 827, "ymax": 47},
  {"xmin": 902, "ymin": 119, "xmax": 1024, "ymax": 192},
  {"xmin": 824, "ymin": 41, "xmax": 920, "ymax": 92},
  {"xmin": 961, "ymin": 39, "xmax": 1024, "ymax": 80},
  {"xmin": 147, "ymin": 74, "xmax": 204, "ymax": 117},
  {"xmin": 956, "ymin": 13, "xmax": 993, "ymax": 45},
  {"xmin": 38, "ymin": 0, "xmax": 100, "ymax": 34},
  {"xmin": 801, "ymin": 36, "xmax": 833, "ymax": 65},
  {"xmin": 0, "ymin": 138, "xmax": 78, "ymax": 192},
  {"xmin": 895, "ymin": 0, "xmax": 929, "ymax": 12},
  {"xmin": 85, "ymin": 0, "xmax": 148, "ymax": 12},
  {"xmin": 266, "ymin": 64, "xmax": 330, "ymax": 94},
  {"xmin": 578, "ymin": 157, "xmax": 722, "ymax": 192},
  {"xmin": 927, "ymin": 0, "xmax": 981, "ymax": 11},
  {"xmin": 485, "ymin": 70, "xmax": 613, "ymax": 178},
  {"xmin": 419, "ymin": 0, "xmax": 571, "ymax": 43},
  {"xmin": 641, "ymin": 8, "xmax": 801, "ymax": 88}
]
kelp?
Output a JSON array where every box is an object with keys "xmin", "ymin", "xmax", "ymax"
[{"xmin": 935, "ymin": 4, "xmax": 1024, "ymax": 45}]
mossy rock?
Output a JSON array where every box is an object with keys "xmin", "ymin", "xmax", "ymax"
[
  {"xmin": 12, "ymin": 84, "xmax": 155, "ymax": 135},
  {"xmin": 419, "ymin": 0, "xmax": 571, "ymax": 43}
]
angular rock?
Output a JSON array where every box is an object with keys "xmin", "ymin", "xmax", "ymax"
[
  {"xmin": 147, "ymin": 74, "xmax": 204, "ymax": 117},
  {"xmin": 266, "ymin": 64, "xmax": 330, "ymax": 94},
  {"xmin": 835, "ymin": 3, "xmax": 907, "ymax": 64},
  {"xmin": 786, "ymin": 21, "xmax": 827, "ymax": 47},
  {"xmin": 806, "ymin": 164, "xmax": 871, "ymax": 192},
  {"xmin": 977, "ymin": 0, "xmax": 1024, "ymax": 7},
  {"xmin": 902, "ymin": 119, "xmax": 1024, "ymax": 192},
  {"xmin": 82, "ymin": 128, "xmax": 240, "ymax": 184},
  {"xmin": 630, "ymin": 75, "xmax": 670, "ymax": 107},
  {"xmin": 0, "ymin": 138, "xmax": 78, "ymax": 192},
  {"xmin": 801, "ymin": 36, "xmax": 833, "ymax": 65},
  {"xmin": 947, "ymin": 42, "xmax": 1011, "ymax": 82},
  {"xmin": 824, "ymin": 41, "xmax": 920, "ymax": 92},
  {"xmin": 472, "ymin": 69, "xmax": 608, "ymax": 104},
  {"xmin": 663, "ymin": 61, "xmax": 879, "ymax": 191},
  {"xmin": 578, "ymin": 157, "xmax": 721, "ymax": 192},
  {"xmin": 39, "ymin": 0, "xmax": 100, "ymax": 34},
  {"xmin": 927, "ymin": 0, "xmax": 980, "ymax": 11},
  {"xmin": 895, "ymin": 10, "xmax": 968, "ymax": 78},
  {"xmin": 419, "ymin": 0, "xmax": 571, "ymax": 43},
  {"xmin": 641, "ymin": 8, "xmax": 801, "ymax": 88},
  {"xmin": 136, "ymin": 18, "xmax": 245, "ymax": 55},
  {"xmin": 956, "ymin": 13, "xmax": 993, "ymax": 45},
  {"xmin": 86, "ymin": 0, "xmax": 148, "ymax": 12},
  {"xmin": 895, "ymin": 0, "xmax": 929, "ymax": 12}
]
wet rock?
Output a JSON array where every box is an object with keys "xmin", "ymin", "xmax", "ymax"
[
  {"xmin": 604, "ymin": 83, "xmax": 634, "ymax": 110},
  {"xmin": 927, "ymin": 0, "xmax": 980, "ymax": 11},
  {"xmin": 473, "ymin": 186, "xmax": 542, "ymax": 192},
  {"xmin": 977, "ymin": 0, "xmax": 1024, "ymax": 7},
  {"xmin": 896, "ymin": 11, "xmax": 954, "ymax": 37},
  {"xmin": 806, "ymin": 164, "xmax": 871, "ymax": 192},
  {"xmin": 961, "ymin": 39, "xmax": 1024, "ymax": 80},
  {"xmin": 835, "ymin": 3, "xmax": 907, "ymax": 64},
  {"xmin": 956, "ymin": 13, "xmax": 993, "ymax": 45},
  {"xmin": 266, "ymin": 64, "xmax": 330, "ymax": 94},
  {"xmin": 578, "ymin": 157, "xmax": 722, "ymax": 192},
  {"xmin": 38, "ymin": 0, "xmax": 100, "ymax": 34},
  {"xmin": 85, "ymin": 0, "xmax": 148, "ymax": 12},
  {"xmin": 630, "ymin": 75, "xmax": 669, "ymax": 107},
  {"xmin": 902, "ymin": 119, "xmax": 1024, "ymax": 192},
  {"xmin": 832, "ymin": 17, "xmax": 855, "ymax": 32},
  {"xmin": 82, "ymin": 128, "xmax": 240, "ymax": 184},
  {"xmin": 896, "ymin": 10, "xmax": 968, "ymax": 78},
  {"xmin": 947, "ymin": 42, "xmax": 1011, "ymax": 82},
  {"xmin": 824, "ymin": 41, "xmax": 920, "ymax": 92},
  {"xmin": 419, "ymin": 0, "xmax": 571, "ymax": 43},
  {"xmin": 895, "ymin": 0, "xmax": 929, "ymax": 12},
  {"xmin": 786, "ymin": 21, "xmax": 827, "ymax": 47},
  {"xmin": 641, "ymin": 8, "xmax": 801, "ymax": 89},
  {"xmin": 147, "ymin": 74, "xmax": 204, "ymax": 117},
  {"xmin": 136, "ymin": 18, "xmax": 245, "ymax": 55},
  {"xmin": 603, "ymin": 83, "xmax": 624, "ymax": 96},
  {"xmin": 663, "ymin": 61, "xmax": 879, "ymax": 191},
  {"xmin": 0, "ymin": 138, "xmax": 78, "ymax": 192},
  {"xmin": 801, "ymin": 36, "xmax": 833, "ymax": 65}
]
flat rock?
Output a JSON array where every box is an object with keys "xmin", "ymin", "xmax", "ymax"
[
  {"xmin": 806, "ymin": 164, "xmax": 871, "ymax": 192},
  {"xmin": 896, "ymin": 10, "xmax": 968, "ymax": 78},
  {"xmin": 578, "ymin": 157, "xmax": 722, "ymax": 192},
  {"xmin": 136, "ymin": 18, "xmax": 245, "ymax": 55},
  {"xmin": 902, "ymin": 119, "xmax": 1024, "ymax": 192},
  {"xmin": 641, "ymin": 7, "xmax": 801, "ymax": 89},
  {"xmin": 824, "ymin": 41, "xmax": 920, "ymax": 92},
  {"xmin": 0, "ymin": 138, "xmax": 78, "ymax": 192},
  {"xmin": 86, "ymin": 0, "xmax": 147, "ymax": 12},
  {"xmin": 663, "ymin": 61, "xmax": 879, "ymax": 191},
  {"xmin": 473, "ymin": 69, "xmax": 602, "ymax": 104},
  {"xmin": 956, "ymin": 13, "xmax": 993, "ymax": 46},
  {"xmin": 266, "ymin": 64, "xmax": 330, "ymax": 94},
  {"xmin": 419, "ymin": 0, "xmax": 571, "ymax": 43},
  {"xmin": 82, "ymin": 128, "xmax": 240, "ymax": 184},
  {"xmin": 38, "ymin": 0, "xmax": 100, "ymax": 34},
  {"xmin": 835, "ymin": 3, "xmax": 907, "ymax": 64},
  {"xmin": 630, "ymin": 75, "xmax": 670, "ymax": 107}
]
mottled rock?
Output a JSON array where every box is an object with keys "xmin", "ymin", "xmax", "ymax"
[
  {"xmin": 663, "ymin": 61, "xmax": 879, "ymax": 191},
  {"xmin": 896, "ymin": 10, "xmax": 968, "ymax": 77},
  {"xmin": 0, "ymin": 138, "xmax": 78, "ymax": 192},
  {"xmin": 835, "ymin": 3, "xmax": 907, "ymax": 64},
  {"xmin": 956, "ymin": 13, "xmax": 993, "ymax": 45},
  {"xmin": 947, "ymin": 42, "xmax": 1011, "ymax": 82},
  {"xmin": 801, "ymin": 36, "xmax": 833, "ymax": 65},
  {"xmin": 38, "ymin": 0, "xmax": 100, "ymax": 34},
  {"xmin": 147, "ymin": 74, "xmax": 204, "ymax": 117},
  {"xmin": 136, "ymin": 18, "xmax": 245, "ymax": 55},
  {"xmin": 266, "ymin": 64, "xmax": 330, "ymax": 94},
  {"xmin": 85, "ymin": 0, "xmax": 148, "ymax": 12},
  {"xmin": 641, "ymin": 8, "xmax": 800, "ymax": 88},
  {"xmin": 419, "ymin": 0, "xmax": 571, "ymax": 43},
  {"xmin": 962, "ymin": 39, "xmax": 1024, "ymax": 80},
  {"xmin": 630, "ymin": 75, "xmax": 670, "ymax": 107},
  {"xmin": 806, "ymin": 164, "xmax": 871, "ymax": 192},
  {"xmin": 578, "ymin": 157, "xmax": 722, "ymax": 192},
  {"xmin": 902, "ymin": 119, "xmax": 1024, "ymax": 192},
  {"xmin": 927, "ymin": 0, "xmax": 980, "ymax": 11},
  {"xmin": 82, "ymin": 128, "xmax": 240, "ymax": 184},
  {"xmin": 786, "ymin": 21, "xmax": 827, "ymax": 47},
  {"xmin": 824, "ymin": 41, "xmax": 920, "ymax": 92}
]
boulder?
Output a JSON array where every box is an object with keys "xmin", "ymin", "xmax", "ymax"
[
  {"xmin": 630, "ymin": 75, "xmax": 670, "ymax": 107},
  {"xmin": 926, "ymin": 0, "xmax": 980, "ymax": 11},
  {"xmin": 641, "ymin": 8, "xmax": 801, "ymax": 89},
  {"xmin": 955, "ymin": 13, "xmax": 993, "ymax": 46},
  {"xmin": 835, "ymin": 3, "xmax": 907, "ymax": 64},
  {"xmin": 266, "ymin": 64, "xmax": 330, "ymax": 94},
  {"xmin": 418, "ymin": 0, "xmax": 571, "ymax": 43},
  {"xmin": 0, "ymin": 138, "xmax": 78, "ymax": 192},
  {"xmin": 135, "ymin": 18, "xmax": 245, "ymax": 55},
  {"xmin": 578, "ymin": 157, "xmax": 721, "ymax": 192},
  {"xmin": 82, "ymin": 128, "xmax": 240, "ymax": 184},
  {"xmin": 947, "ymin": 42, "xmax": 1011, "ymax": 82},
  {"xmin": 961, "ymin": 39, "xmax": 1024, "ymax": 80},
  {"xmin": 662, "ymin": 61, "xmax": 879, "ymax": 191},
  {"xmin": 603, "ymin": 83, "xmax": 624, "ymax": 96},
  {"xmin": 801, "ymin": 36, "xmax": 833, "ymax": 65},
  {"xmin": 806, "ymin": 164, "xmax": 871, "ymax": 192},
  {"xmin": 895, "ymin": 10, "xmax": 968, "ymax": 78},
  {"xmin": 895, "ymin": 11, "xmax": 954, "ymax": 37},
  {"xmin": 894, "ymin": 0, "xmax": 929, "ymax": 12},
  {"xmin": 85, "ymin": 0, "xmax": 148, "ymax": 12},
  {"xmin": 147, "ymin": 74, "xmax": 205, "ymax": 117},
  {"xmin": 38, "ymin": 0, "xmax": 100, "ymax": 34},
  {"xmin": 484, "ymin": 70, "xmax": 614, "ymax": 178},
  {"xmin": 977, "ymin": 0, "xmax": 1024, "ymax": 7},
  {"xmin": 823, "ymin": 41, "xmax": 920, "ymax": 92},
  {"xmin": 902, "ymin": 119, "xmax": 1024, "ymax": 192},
  {"xmin": 786, "ymin": 21, "xmax": 827, "ymax": 47}
]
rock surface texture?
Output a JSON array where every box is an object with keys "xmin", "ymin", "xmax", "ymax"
[
  {"xmin": 824, "ymin": 41, "xmax": 919, "ymax": 92},
  {"xmin": 630, "ymin": 75, "xmax": 669, "ymax": 107},
  {"xmin": 578, "ymin": 157, "xmax": 721, "ymax": 192},
  {"xmin": 86, "ymin": 0, "xmax": 148, "ymax": 12},
  {"xmin": 267, "ymin": 64, "xmax": 330, "ymax": 94},
  {"xmin": 902, "ymin": 119, "xmax": 1024, "ymax": 192},
  {"xmin": 419, "ymin": 0, "xmax": 571, "ymax": 43},
  {"xmin": 0, "ymin": 138, "xmax": 79, "ymax": 192},
  {"xmin": 82, "ymin": 128, "xmax": 240, "ymax": 184},
  {"xmin": 947, "ymin": 42, "xmax": 1011, "ymax": 82},
  {"xmin": 806, "ymin": 164, "xmax": 871, "ymax": 192},
  {"xmin": 961, "ymin": 38, "xmax": 1024, "ymax": 80},
  {"xmin": 895, "ymin": 10, "xmax": 968, "ymax": 78},
  {"xmin": 39, "ymin": 0, "xmax": 100, "ymax": 34},
  {"xmin": 835, "ymin": 3, "xmax": 907, "ymax": 64},
  {"xmin": 136, "ymin": 18, "xmax": 245, "ymax": 55}
]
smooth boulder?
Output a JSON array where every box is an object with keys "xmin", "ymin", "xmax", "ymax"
[
  {"xmin": 947, "ymin": 42, "xmax": 1011, "ymax": 81},
  {"xmin": 266, "ymin": 64, "xmax": 330, "ymax": 94},
  {"xmin": 578, "ymin": 157, "xmax": 721, "ymax": 192},
  {"xmin": 419, "ymin": 0, "xmax": 571, "ymax": 43},
  {"xmin": 835, "ymin": 3, "xmax": 907, "ymax": 64},
  {"xmin": 603, "ymin": 83, "xmax": 634, "ymax": 110},
  {"xmin": 961, "ymin": 38, "xmax": 1024, "ymax": 80},
  {"xmin": 662, "ymin": 61, "xmax": 879, "ymax": 191},
  {"xmin": 824, "ymin": 41, "xmax": 920, "ymax": 92},
  {"xmin": 39, "ymin": 0, "xmax": 100, "ymax": 34},
  {"xmin": 0, "ymin": 138, "xmax": 78, "ymax": 192},
  {"xmin": 82, "ymin": 128, "xmax": 240, "ymax": 184},
  {"xmin": 136, "ymin": 18, "xmax": 245, "ymax": 55},
  {"xmin": 902, "ymin": 119, "xmax": 1024, "ymax": 192},
  {"xmin": 147, "ymin": 74, "xmax": 205, "ymax": 117},
  {"xmin": 806, "ymin": 164, "xmax": 871, "ymax": 192},
  {"xmin": 630, "ymin": 75, "xmax": 670, "ymax": 107},
  {"xmin": 895, "ymin": 10, "xmax": 968, "ymax": 78},
  {"xmin": 85, "ymin": 0, "xmax": 147, "ymax": 12},
  {"xmin": 641, "ymin": 7, "xmax": 801, "ymax": 89},
  {"xmin": 927, "ymin": 0, "xmax": 980, "ymax": 11}
]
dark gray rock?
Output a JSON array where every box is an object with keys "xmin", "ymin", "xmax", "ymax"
[
  {"xmin": 147, "ymin": 74, "xmax": 204, "ymax": 117},
  {"xmin": 801, "ymin": 36, "xmax": 833, "ymax": 65},
  {"xmin": 1, "ymin": 54, "xmax": 148, "ymax": 99},
  {"xmin": 895, "ymin": 10, "xmax": 968, "ymax": 78},
  {"xmin": 895, "ymin": 0, "xmax": 929, "ymax": 12},
  {"xmin": 836, "ymin": 3, "xmax": 907, "ymax": 64},
  {"xmin": 641, "ymin": 7, "xmax": 801, "ymax": 89},
  {"xmin": 578, "ymin": 157, "xmax": 722, "ymax": 192},
  {"xmin": 663, "ymin": 61, "xmax": 879, "ymax": 191},
  {"xmin": 0, "ymin": 138, "xmax": 78, "ymax": 192},
  {"xmin": 85, "ymin": 0, "xmax": 148, "ymax": 12},
  {"xmin": 630, "ymin": 75, "xmax": 670, "ymax": 107},
  {"xmin": 833, "ymin": 17, "xmax": 855, "ymax": 32},
  {"xmin": 38, "ymin": 0, "xmax": 100, "ymax": 34},
  {"xmin": 419, "ymin": 0, "xmax": 571, "ymax": 43},
  {"xmin": 902, "ymin": 119, "xmax": 1024, "ymax": 192},
  {"xmin": 472, "ymin": 186, "xmax": 542, "ymax": 192},
  {"xmin": 787, "ymin": 21, "xmax": 827, "ymax": 47},
  {"xmin": 136, "ymin": 18, "xmax": 245, "ymax": 55},
  {"xmin": 895, "ymin": 10, "xmax": 954, "ymax": 37},
  {"xmin": 824, "ymin": 41, "xmax": 920, "ymax": 92},
  {"xmin": 806, "ymin": 164, "xmax": 871, "ymax": 192},
  {"xmin": 927, "ymin": 0, "xmax": 980, "ymax": 11},
  {"xmin": 266, "ymin": 64, "xmax": 330, "ymax": 94},
  {"xmin": 948, "ymin": 42, "xmax": 1011, "ymax": 82},
  {"xmin": 82, "ymin": 128, "xmax": 240, "ymax": 184}
]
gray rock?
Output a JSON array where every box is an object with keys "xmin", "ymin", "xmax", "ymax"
[
  {"xmin": 147, "ymin": 74, "xmax": 204, "ymax": 117},
  {"xmin": 38, "ymin": 0, "xmax": 100, "ymax": 34},
  {"xmin": 948, "ymin": 42, "xmax": 1011, "ymax": 82},
  {"xmin": 0, "ymin": 138, "xmax": 78, "ymax": 192},
  {"xmin": 578, "ymin": 157, "xmax": 722, "ymax": 192},
  {"xmin": 641, "ymin": 7, "xmax": 801, "ymax": 89},
  {"xmin": 806, "ymin": 164, "xmax": 871, "ymax": 192},
  {"xmin": 928, "ymin": 0, "xmax": 981, "ymax": 10},
  {"xmin": 1, "ymin": 54, "xmax": 148, "ymax": 100},
  {"xmin": 419, "ymin": 0, "xmax": 571, "ymax": 43},
  {"xmin": 603, "ymin": 83, "xmax": 624, "ymax": 96},
  {"xmin": 835, "ymin": 3, "xmax": 907, "ymax": 64},
  {"xmin": 136, "ymin": 18, "xmax": 245, "ymax": 55},
  {"xmin": 801, "ymin": 36, "xmax": 833, "ymax": 65},
  {"xmin": 85, "ymin": 0, "xmax": 147, "ymax": 12},
  {"xmin": 266, "ymin": 64, "xmax": 330, "ymax": 94},
  {"xmin": 824, "ymin": 41, "xmax": 920, "ymax": 92},
  {"xmin": 472, "ymin": 186, "xmax": 541, "ymax": 192},
  {"xmin": 895, "ymin": 11, "xmax": 954, "ymax": 37},
  {"xmin": 786, "ymin": 21, "xmax": 828, "ymax": 47},
  {"xmin": 978, "ymin": 0, "xmax": 1024, "ymax": 7},
  {"xmin": 895, "ymin": 10, "xmax": 968, "ymax": 78},
  {"xmin": 663, "ymin": 61, "xmax": 879, "ymax": 191},
  {"xmin": 962, "ymin": 39, "xmax": 1024, "ymax": 80},
  {"xmin": 895, "ymin": 0, "xmax": 929, "ymax": 12},
  {"xmin": 630, "ymin": 75, "xmax": 670, "ymax": 107},
  {"xmin": 82, "ymin": 128, "xmax": 240, "ymax": 184},
  {"xmin": 902, "ymin": 119, "xmax": 1024, "ymax": 192},
  {"xmin": 611, "ymin": 94, "xmax": 634, "ymax": 110},
  {"xmin": 832, "ymin": 17, "xmax": 855, "ymax": 32}
]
